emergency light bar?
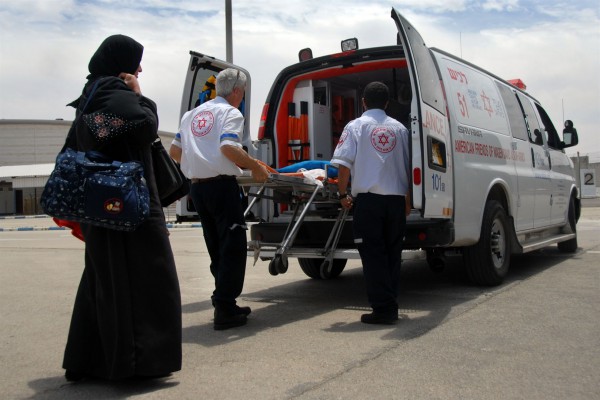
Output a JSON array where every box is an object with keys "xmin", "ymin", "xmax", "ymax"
[{"xmin": 341, "ymin": 38, "xmax": 358, "ymax": 51}]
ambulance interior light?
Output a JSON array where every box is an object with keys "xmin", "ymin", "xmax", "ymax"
[{"xmin": 341, "ymin": 38, "xmax": 358, "ymax": 52}]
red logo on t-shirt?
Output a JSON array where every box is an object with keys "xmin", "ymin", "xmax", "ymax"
[
  {"xmin": 337, "ymin": 130, "xmax": 349, "ymax": 147},
  {"xmin": 191, "ymin": 111, "xmax": 214, "ymax": 137},
  {"xmin": 370, "ymin": 127, "xmax": 397, "ymax": 153}
]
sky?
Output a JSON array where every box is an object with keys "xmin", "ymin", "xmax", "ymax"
[{"xmin": 1, "ymin": 0, "xmax": 599, "ymax": 160}]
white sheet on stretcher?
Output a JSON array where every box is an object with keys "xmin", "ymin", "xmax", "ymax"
[{"xmin": 297, "ymin": 169, "xmax": 325, "ymax": 188}]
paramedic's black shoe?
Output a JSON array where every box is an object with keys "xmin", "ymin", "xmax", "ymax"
[
  {"xmin": 360, "ymin": 311, "xmax": 398, "ymax": 325},
  {"xmin": 214, "ymin": 309, "xmax": 247, "ymax": 330},
  {"xmin": 234, "ymin": 305, "xmax": 252, "ymax": 316}
]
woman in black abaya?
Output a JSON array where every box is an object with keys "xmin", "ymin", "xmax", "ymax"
[{"xmin": 62, "ymin": 34, "xmax": 182, "ymax": 381}]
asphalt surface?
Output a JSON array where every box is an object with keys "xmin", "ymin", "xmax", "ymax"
[{"xmin": 1, "ymin": 203, "xmax": 599, "ymax": 399}]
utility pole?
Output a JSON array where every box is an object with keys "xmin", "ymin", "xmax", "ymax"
[{"xmin": 225, "ymin": 0, "xmax": 233, "ymax": 63}]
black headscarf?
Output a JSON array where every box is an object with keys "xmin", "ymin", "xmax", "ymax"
[{"xmin": 88, "ymin": 34, "xmax": 144, "ymax": 78}]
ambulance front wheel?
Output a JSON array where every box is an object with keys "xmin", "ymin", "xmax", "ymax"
[
  {"xmin": 463, "ymin": 200, "xmax": 511, "ymax": 286},
  {"xmin": 557, "ymin": 195, "xmax": 578, "ymax": 253},
  {"xmin": 298, "ymin": 258, "xmax": 346, "ymax": 280}
]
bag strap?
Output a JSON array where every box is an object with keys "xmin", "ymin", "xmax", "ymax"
[{"xmin": 62, "ymin": 78, "xmax": 105, "ymax": 151}]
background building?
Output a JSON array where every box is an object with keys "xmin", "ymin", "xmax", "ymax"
[
  {"xmin": 0, "ymin": 119, "xmax": 598, "ymax": 216},
  {"xmin": 0, "ymin": 119, "xmax": 175, "ymax": 215}
]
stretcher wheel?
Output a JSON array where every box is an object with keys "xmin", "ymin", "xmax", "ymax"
[
  {"xmin": 268, "ymin": 258, "xmax": 279, "ymax": 276},
  {"xmin": 269, "ymin": 254, "xmax": 288, "ymax": 275},
  {"xmin": 426, "ymin": 249, "xmax": 445, "ymax": 273}
]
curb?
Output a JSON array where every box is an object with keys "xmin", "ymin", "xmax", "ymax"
[
  {"xmin": 0, "ymin": 223, "xmax": 202, "ymax": 232},
  {"xmin": 0, "ymin": 215, "xmax": 50, "ymax": 220}
]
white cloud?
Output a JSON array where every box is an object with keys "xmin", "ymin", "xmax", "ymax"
[
  {"xmin": 481, "ymin": 0, "xmax": 520, "ymax": 12},
  {"xmin": 0, "ymin": 0, "xmax": 598, "ymax": 156}
]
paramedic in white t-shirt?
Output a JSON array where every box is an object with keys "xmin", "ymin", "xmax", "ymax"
[
  {"xmin": 330, "ymin": 81, "xmax": 411, "ymax": 325},
  {"xmin": 178, "ymin": 68, "xmax": 268, "ymax": 330}
]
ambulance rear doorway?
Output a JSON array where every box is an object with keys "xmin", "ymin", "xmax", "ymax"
[{"xmin": 279, "ymin": 65, "xmax": 413, "ymax": 169}]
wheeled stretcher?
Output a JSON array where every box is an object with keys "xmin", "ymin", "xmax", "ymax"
[{"xmin": 237, "ymin": 172, "xmax": 359, "ymax": 278}]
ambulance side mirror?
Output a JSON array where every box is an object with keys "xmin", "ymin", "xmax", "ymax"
[{"xmin": 561, "ymin": 120, "xmax": 579, "ymax": 148}]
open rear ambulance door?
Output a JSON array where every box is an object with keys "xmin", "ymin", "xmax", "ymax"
[
  {"xmin": 180, "ymin": 52, "xmax": 253, "ymax": 151},
  {"xmin": 391, "ymin": 9, "xmax": 454, "ymax": 219},
  {"xmin": 175, "ymin": 52, "xmax": 253, "ymax": 221}
]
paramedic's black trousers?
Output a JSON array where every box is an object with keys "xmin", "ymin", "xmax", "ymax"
[
  {"xmin": 190, "ymin": 177, "xmax": 247, "ymax": 312},
  {"xmin": 353, "ymin": 193, "xmax": 406, "ymax": 313}
]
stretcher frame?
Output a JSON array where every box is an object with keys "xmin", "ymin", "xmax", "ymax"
[{"xmin": 237, "ymin": 172, "xmax": 358, "ymax": 276}]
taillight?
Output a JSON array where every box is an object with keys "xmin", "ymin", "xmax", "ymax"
[
  {"xmin": 413, "ymin": 167, "xmax": 422, "ymax": 186},
  {"xmin": 257, "ymin": 103, "xmax": 269, "ymax": 140}
]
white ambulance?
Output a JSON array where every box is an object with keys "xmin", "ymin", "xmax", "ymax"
[{"xmin": 178, "ymin": 8, "xmax": 580, "ymax": 285}]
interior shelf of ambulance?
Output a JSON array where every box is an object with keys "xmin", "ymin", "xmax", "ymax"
[{"xmin": 284, "ymin": 67, "xmax": 411, "ymax": 168}]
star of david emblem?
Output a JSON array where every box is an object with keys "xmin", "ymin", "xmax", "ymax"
[
  {"xmin": 370, "ymin": 127, "xmax": 397, "ymax": 153},
  {"xmin": 191, "ymin": 111, "xmax": 214, "ymax": 137},
  {"xmin": 481, "ymin": 90, "xmax": 493, "ymax": 117},
  {"xmin": 378, "ymin": 133, "xmax": 390, "ymax": 146}
]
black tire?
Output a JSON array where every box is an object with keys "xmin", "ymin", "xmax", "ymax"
[
  {"xmin": 298, "ymin": 258, "xmax": 347, "ymax": 279},
  {"xmin": 463, "ymin": 200, "xmax": 511, "ymax": 286},
  {"xmin": 558, "ymin": 195, "xmax": 578, "ymax": 253}
]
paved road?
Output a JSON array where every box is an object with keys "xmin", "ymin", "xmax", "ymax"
[{"xmin": 1, "ymin": 208, "xmax": 599, "ymax": 399}]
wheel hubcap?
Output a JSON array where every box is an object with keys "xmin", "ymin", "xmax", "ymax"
[{"xmin": 490, "ymin": 218, "xmax": 505, "ymax": 269}]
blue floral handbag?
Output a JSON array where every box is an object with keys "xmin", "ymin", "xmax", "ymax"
[
  {"xmin": 41, "ymin": 78, "xmax": 150, "ymax": 232},
  {"xmin": 41, "ymin": 148, "xmax": 150, "ymax": 231}
]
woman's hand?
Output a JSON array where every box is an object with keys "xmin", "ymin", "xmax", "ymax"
[{"xmin": 119, "ymin": 72, "xmax": 141, "ymax": 95}]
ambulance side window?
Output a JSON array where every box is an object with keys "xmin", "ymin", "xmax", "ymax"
[
  {"xmin": 516, "ymin": 93, "xmax": 543, "ymax": 146},
  {"xmin": 496, "ymin": 82, "xmax": 528, "ymax": 141},
  {"xmin": 534, "ymin": 104, "xmax": 560, "ymax": 149}
]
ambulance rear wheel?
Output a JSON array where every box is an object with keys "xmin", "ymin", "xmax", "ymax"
[
  {"xmin": 463, "ymin": 200, "xmax": 511, "ymax": 286},
  {"xmin": 299, "ymin": 258, "xmax": 346, "ymax": 280}
]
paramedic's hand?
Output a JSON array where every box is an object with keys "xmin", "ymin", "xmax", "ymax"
[
  {"xmin": 119, "ymin": 72, "xmax": 141, "ymax": 95},
  {"xmin": 340, "ymin": 194, "xmax": 353, "ymax": 209},
  {"xmin": 251, "ymin": 161, "xmax": 269, "ymax": 183}
]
